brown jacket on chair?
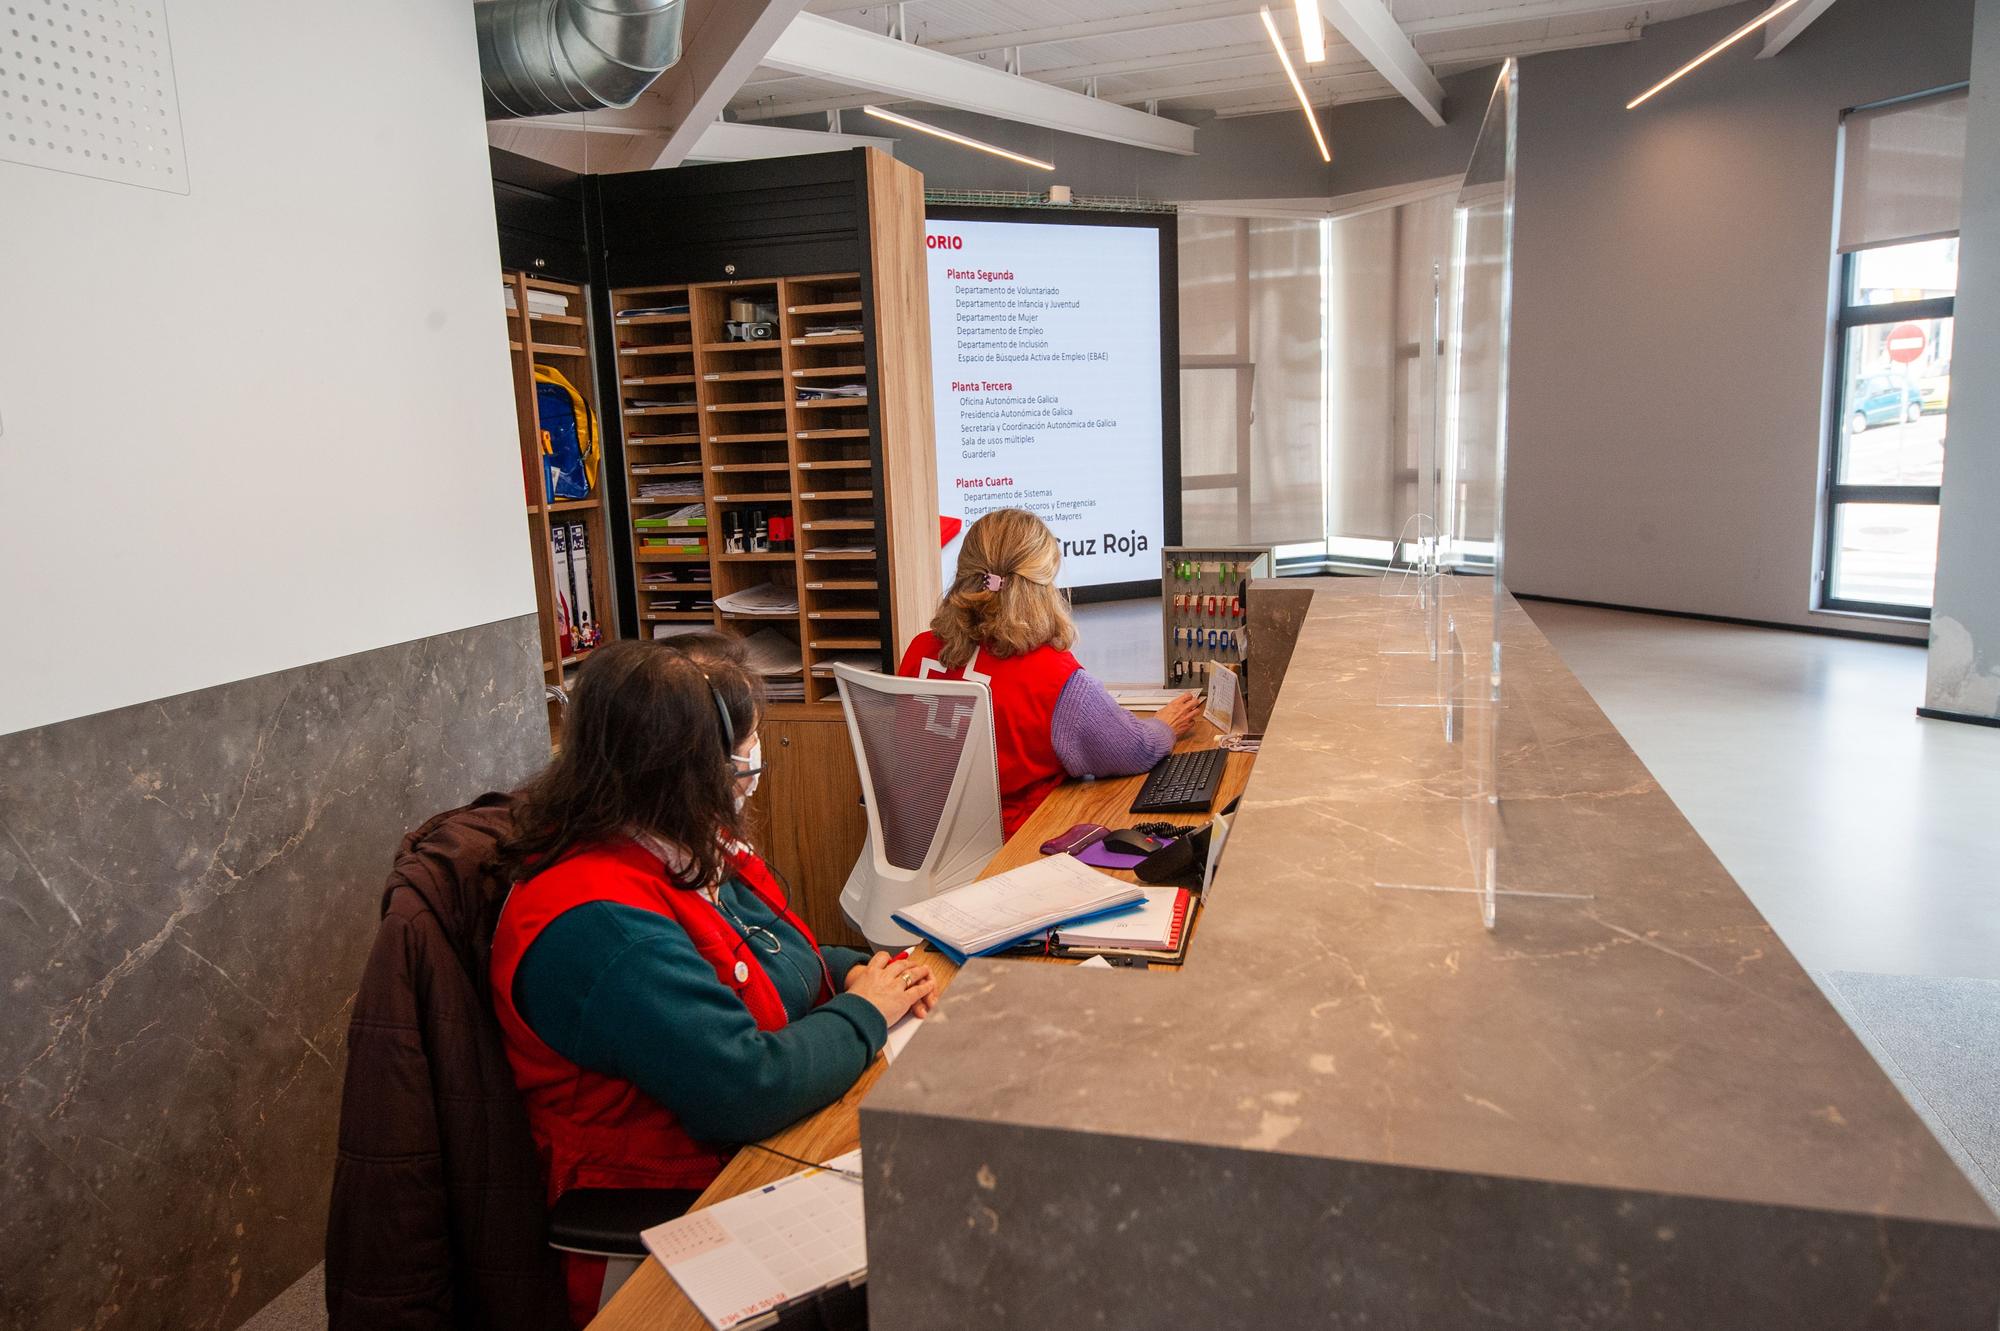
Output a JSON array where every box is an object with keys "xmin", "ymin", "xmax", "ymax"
[{"xmin": 324, "ymin": 791, "xmax": 569, "ymax": 1331}]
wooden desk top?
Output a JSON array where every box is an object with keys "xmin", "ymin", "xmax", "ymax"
[{"xmin": 589, "ymin": 723, "xmax": 1253, "ymax": 1331}]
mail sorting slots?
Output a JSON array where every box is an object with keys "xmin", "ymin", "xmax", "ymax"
[{"xmin": 1160, "ymin": 545, "xmax": 1273, "ymax": 691}]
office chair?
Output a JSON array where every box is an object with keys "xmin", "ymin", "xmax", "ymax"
[
  {"xmin": 549, "ymin": 1189, "xmax": 701, "ymax": 1314},
  {"xmin": 326, "ymin": 792, "xmax": 696, "ymax": 1327},
  {"xmin": 833, "ymin": 664, "xmax": 1005, "ymax": 947}
]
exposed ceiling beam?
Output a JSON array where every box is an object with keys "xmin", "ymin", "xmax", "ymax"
[
  {"xmin": 631, "ymin": 0, "xmax": 809, "ymax": 167},
  {"xmin": 1209, "ymin": 24, "xmax": 1640, "ymax": 115},
  {"xmin": 1125, "ymin": 67, "xmax": 1386, "ymax": 107},
  {"xmin": 1759, "ymin": 0, "xmax": 1838, "ymax": 57},
  {"xmin": 735, "ymin": 90, "xmax": 914, "ymax": 122},
  {"xmin": 923, "ymin": 1, "xmax": 1269, "ymax": 57},
  {"xmin": 1211, "ymin": 87, "xmax": 1401, "ymax": 118},
  {"xmin": 1317, "ymin": 0, "xmax": 1446, "ymax": 126},
  {"xmin": 803, "ymin": 0, "xmax": 945, "ymax": 13},
  {"xmin": 1428, "ymin": 26, "xmax": 1639, "ymax": 76},
  {"xmin": 486, "ymin": 121, "xmax": 672, "ymax": 175},
  {"xmin": 688, "ymin": 120, "xmax": 894, "ymax": 161},
  {"xmin": 733, "ymin": 37, "xmax": 1342, "ymax": 97},
  {"xmin": 759, "ymin": 12, "xmax": 1198, "ymax": 154},
  {"xmin": 1401, "ymin": 0, "xmax": 1645, "ymax": 34},
  {"xmin": 894, "ymin": 0, "xmax": 1651, "ymax": 61}
]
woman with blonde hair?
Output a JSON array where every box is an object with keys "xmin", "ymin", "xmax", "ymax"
[{"xmin": 899, "ymin": 508, "xmax": 1200, "ymax": 835}]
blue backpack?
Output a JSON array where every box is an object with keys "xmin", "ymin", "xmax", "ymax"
[{"xmin": 535, "ymin": 365, "xmax": 599, "ymax": 501}]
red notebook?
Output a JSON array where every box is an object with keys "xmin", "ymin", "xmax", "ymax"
[{"xmin": 1052, "ymin": 888, "xmax": 1192, "ymax": 952}]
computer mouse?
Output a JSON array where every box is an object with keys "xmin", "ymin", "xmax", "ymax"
[{"xmin": 1101, "ymin": 828, "xmax": 1170, "ymax": 856}]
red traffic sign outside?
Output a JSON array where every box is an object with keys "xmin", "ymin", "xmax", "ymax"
[{"xmin": 1885, "ymin": 322, "xmax": 1928, "ymax": 364}]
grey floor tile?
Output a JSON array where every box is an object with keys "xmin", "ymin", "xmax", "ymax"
[
  {"xmin": 1824, "ymin": 970, "xmax": 2000, "ymax": 1205},
  {"xmin": 238, "ymin": 1262, "xmax": 325, "ymax": 1331},
  {"xmin": 1527, "ymin": 601, "xmax": 2000, "ymax": 981}
]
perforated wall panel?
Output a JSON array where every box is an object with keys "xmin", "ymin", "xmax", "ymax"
[{"xmin": 1, "ymin": 0, "xmax": 186, "ymax": 193}]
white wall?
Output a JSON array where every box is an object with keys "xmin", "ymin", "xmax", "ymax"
[
  {"xmin": 1506, "ymin": 0, "xmax": 1972, "ymax": 639},
  {"xmin": 0, "ymin": 0, "xmax": 534, "ymax": 736},
  {"xmin": 1927, "ymin": 0, "xmax": 2000, "ymax": 718}
]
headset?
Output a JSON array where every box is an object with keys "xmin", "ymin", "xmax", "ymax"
[
  {"xmin": 652, "ymin": 643, "xmax": 824, "ymax": 991},
  {"xmin": 657, "ymin": 643, "xmax": 764, "ymax": 781}
]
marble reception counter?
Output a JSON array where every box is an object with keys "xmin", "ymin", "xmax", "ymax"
[{"xmin": 860, "ymin": 578, "xmax": 1999, "ymax": 1329}]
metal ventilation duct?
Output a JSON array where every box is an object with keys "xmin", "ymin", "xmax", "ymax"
[{"xmin": 477, "ymin": 0, "xmax": 687, "ymax": 120}]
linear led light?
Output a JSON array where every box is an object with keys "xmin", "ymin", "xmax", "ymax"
[
  {"xmin": 1294, "ymin": 0, "xmax": 1326, "ymax": 64},
  {"xmin": 861, "ymin": 106, "xmax": 1054, "ymax": 170},
  {"xmin": 1626, "ymin": 0, "xmax": 1804, "ymax": 110},
  {"xmin": 1260, "ymin": 6, "xmax": 1331, "ymax": 163}
]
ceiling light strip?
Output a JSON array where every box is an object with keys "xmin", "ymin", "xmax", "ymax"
[
  {"xmin": 1294, "ymin": 0, "xmax": 1326, "ymax": 64},
  {"xmin": 1260, "ymin": 6, "xmax": 1332, "ymax": 163},
  {"xmin": 1626, "ymin": 0, "xmax": 1805, "ymax": 110},
  {"xmin": 862, "ymin": 106, "xmax": 1055, "ymax": 170}
]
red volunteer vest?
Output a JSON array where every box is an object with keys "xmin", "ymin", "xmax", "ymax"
[
  {"xmin": 899, "ymin": 631, "xmax": 1081, "ymax": 836},
  {"xmin": 489, "ymin": 837, "xmax": 834, "ymax": 1325}
]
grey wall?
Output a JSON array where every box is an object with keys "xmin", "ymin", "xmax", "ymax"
[
  {"xmin": 0, "ymin": 620, "xmax": 549, "ymax": 1331},
  {"xmin": 1506, "ymin": 0, "xmax": 1972, "ymax": 640},
  {"xmin": 1927, "ymin": 0, "xmax": 2000, "ymax": 718}
]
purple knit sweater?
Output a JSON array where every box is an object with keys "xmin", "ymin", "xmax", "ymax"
[{"xmin": 1050, "ymin": 669, "xmax": 1175, "ymax": 779}]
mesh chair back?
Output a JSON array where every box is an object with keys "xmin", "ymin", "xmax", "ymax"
[{"xmin": 839, "ymin": 671, "xmax": 987, "ymax": 870}]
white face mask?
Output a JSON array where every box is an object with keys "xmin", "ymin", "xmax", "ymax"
[{"xmin": 733, "ymin": 735, "xmax": 763, "ymax": 811}]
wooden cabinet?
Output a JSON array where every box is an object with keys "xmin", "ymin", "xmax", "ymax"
[
  {"xmin": 502, "ymin": 270, "xmax": 613, "ymax": 743},
  {"xmin": 588, "ymin": 148, "xmax": 937, "ymax": 946},
  {"xmin": 748, "ymin": 714, "xmax": 868, "ymax": 949}
]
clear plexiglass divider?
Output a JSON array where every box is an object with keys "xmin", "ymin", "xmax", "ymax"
[{"xmin": 1367, "ymin": 61, "xmax": 1594, "ymax": 929}]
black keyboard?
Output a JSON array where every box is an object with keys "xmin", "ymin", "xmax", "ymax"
[{"xmin": 1131, "ymin": 748, "xmax": 1227, "ymax": 814}]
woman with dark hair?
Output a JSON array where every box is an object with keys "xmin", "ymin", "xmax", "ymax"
[{"xmin": 490, "ymin": 637, "xmax": 935, "ymax": 1325}]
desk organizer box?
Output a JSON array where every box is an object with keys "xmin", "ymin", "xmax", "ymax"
[{"xmin": 1160, "ymin": 545, "xmax": 1273, "ymax": 696}]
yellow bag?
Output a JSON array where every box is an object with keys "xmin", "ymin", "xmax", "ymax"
[{"xmin": 533, "ymin": 364, "xmax": 601, "ymax": 497}]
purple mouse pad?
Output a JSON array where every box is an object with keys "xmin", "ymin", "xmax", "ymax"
[{"xmin": 1075, "ymin": 837, "xmax": 1175, "ymax": 871}]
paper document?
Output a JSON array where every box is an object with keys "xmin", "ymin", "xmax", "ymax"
[
  {"xmin": 882, "ymin": 1013, "xmax": 923, "ymax": 1064},
  {"xmin": 1110, "ymin": 689, "xmax": 1182, "ymax": 712},
  {"xmin": 738, "ymin": 627, "xmax": 804, "ymax": 677},
  {"xmin": 1205, "ymin": 662, "xmax": 1243, "ymax": 733},
  {"xmin": 892, "ymin": 855, "xmax": 1143, "ymax": 960},
  {"xmin": 642, "ymin": 1150, "xmax": 865, "ymax": 1331},
  {"xmin": 715, "ymin": 582, "xmax": 800, "ymax": 616}
]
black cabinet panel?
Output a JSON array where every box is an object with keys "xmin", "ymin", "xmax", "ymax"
[
  {"xmin": 590, "ymin": 152, "xmax": 868, "ymax": 285},
  {"xmin": 491, "ymin": 147, "xmax": 588, "ymax": 279}
]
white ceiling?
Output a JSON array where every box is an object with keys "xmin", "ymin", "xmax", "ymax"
[{"xmin": 727, "ymin": 0, "xmax": 1747, "ymax": 124}]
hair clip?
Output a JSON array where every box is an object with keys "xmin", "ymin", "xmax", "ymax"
[{"xmin": 982, "ymin": 572, "xmax": 1007, "ymax": 592}]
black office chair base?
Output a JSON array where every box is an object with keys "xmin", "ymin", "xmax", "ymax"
[{"xmin": 548, "ymin": 1187, "xmax": 704, "ymax": 1259}]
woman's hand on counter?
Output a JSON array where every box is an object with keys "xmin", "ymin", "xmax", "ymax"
[
  {"xmin": 1155, "ymin": 691, "xmax": 1203, "ymax": 738},
  {"xmin": 844, "ymin": 951, "xmax": 936, "ymax": 1025}
]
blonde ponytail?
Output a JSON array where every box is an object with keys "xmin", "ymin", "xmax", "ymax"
[{"xmin": 929, "ymin": 508, "xmax": 1075, "ymax": 669}]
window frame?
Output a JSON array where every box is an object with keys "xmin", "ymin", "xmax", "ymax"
[{"xmin": 1817, "ymin": 254, "xmax": 1950, "ymax": 619}]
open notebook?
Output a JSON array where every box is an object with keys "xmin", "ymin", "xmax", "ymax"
[{"xmin": 890, "ymin": 854, "xmax": 1143, "ymax": 962}]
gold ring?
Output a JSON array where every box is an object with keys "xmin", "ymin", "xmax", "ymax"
[{"xmin": 902, "ymin": 971, "xmax": 917, "ymax": 988}]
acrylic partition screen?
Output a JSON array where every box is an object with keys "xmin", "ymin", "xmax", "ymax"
[
  {"xmin": 1453, "ymin": 61, "xmax": 1517, "ymax": 927},
  {"xmin": 1369, "ymin": 60, "xmax": 1518, "ymax": 928}
]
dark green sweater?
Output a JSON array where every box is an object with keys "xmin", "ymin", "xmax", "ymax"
[{"xmin": 511, "ymin": 878, "xmax": 882, "ymax": 1144}]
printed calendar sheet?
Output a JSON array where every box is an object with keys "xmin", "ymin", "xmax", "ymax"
[{"xmin": 640, "ymin": 1150, "xmax": 866, "ymax": 1330}]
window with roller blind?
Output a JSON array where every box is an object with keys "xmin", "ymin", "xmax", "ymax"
[
  {"xmin": 1821, "ymin": 87, "xmax": 1967, "ymax": 618},
  {"xmin": 1177, "ymin": 191, "xmax": 1453, "ymax": 565}
]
